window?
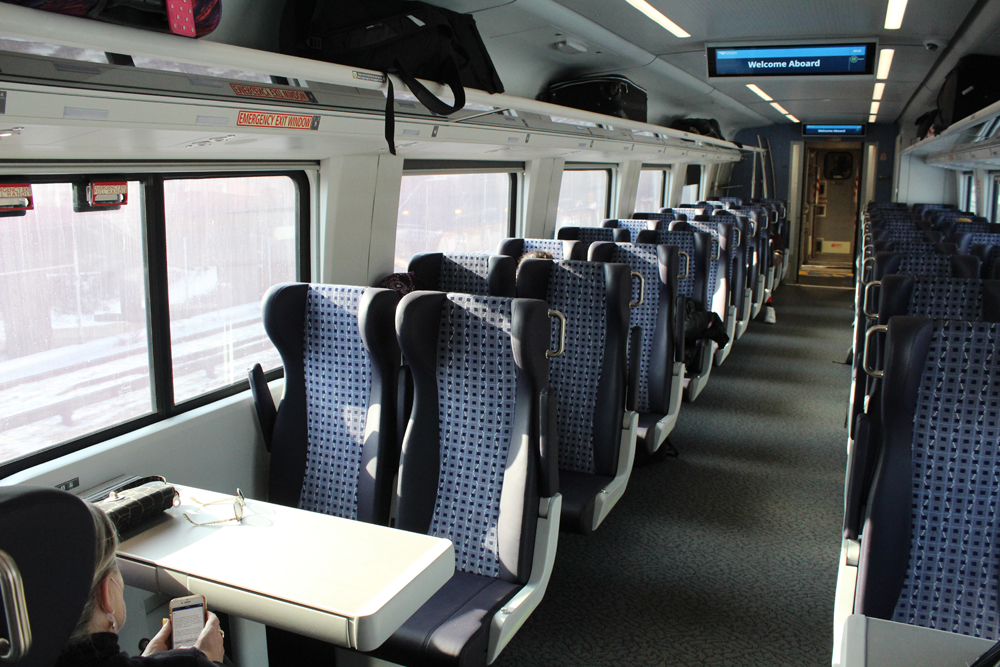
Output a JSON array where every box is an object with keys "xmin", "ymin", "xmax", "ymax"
[
  {"xmin": 635, "ymin": 170, "xmax": 666, "ymax": 214},
  {"xmin": 395, "ymin": 172, "xmax": 514, "ymax": 272},
  {"xmin": 993, "ymin": 175, "xmax": 1000, "ymax": 224},
  {"xmin": 556, "ymin": 169, "xmax": 611, "ymax": 229},
  {"xmin": 164, "ymin": 176, "xmax": 299, "ymax": 403},
  {"xmin": 965, "ymin": 172, "xmax": 977, "ymax": 214},
  {"xmin": 681, "ymin": 164, "xmax": 702, "ymax": 204},
  {"xmin": 0, "ymin": 172, "xmax": 308, "ymax": 476}
]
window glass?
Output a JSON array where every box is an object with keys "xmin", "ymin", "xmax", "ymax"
[
  {"xmin": 993, "ymin": 176, "xmax": 1000, "ymax": 224},
  {"xmin": 395, "ymin": 173, "xmax": 511, "ymax": 272},
  {"xmin": 163, "ymin": 176, "xmax": 298, "ymax": 403},
  {"xmin": 0, "ymin": 36, "xmax": 108, "ymax": 63},
  {"xmin": 966, "ymin": 173, "xmax": 978, "ymax": 214},
  {"xmin": 131, "ymin": 57, "xmax": 272, "ymax": 82},
  {"xmin": 556, "ymin": 170, "xmax": 609, "ymax": 229},
  {"xmin": 0, "ymin": 182, "xmax": 149, "ymax": 466},
  {"xmin": 635, "ymin": 170, "xmax": 664, "ymax": 214}
]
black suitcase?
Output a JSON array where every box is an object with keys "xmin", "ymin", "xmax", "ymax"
[
  {"xmin": 937, "ymin": 54, "xmax": 1000, "ymax": 128},
  {"xmin": 539, "ymin": 75, "xmax": 647, "ymax": 123},
  {"xmin": 670, "ymin": 118, "xmax": 725, "ymax": 141}
]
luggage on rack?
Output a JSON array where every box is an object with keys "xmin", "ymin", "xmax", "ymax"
[
  {"xmin": 539, "ymin": 74, "xmax": 647, "ymax": 123},
  {"xmin": 2, "ymin": 0, "xmax": 222, "ymax": 37},
  {"xmin": 937, "ymin": 54, "xmax": 1000, "ymax": 128},
  {"xmin": 670, "ymin": 118, "xmax": 725, "ymax": 141},
  {"xmin": 279, "ymin": 0, "xmax": 504, "ymax": 154}
]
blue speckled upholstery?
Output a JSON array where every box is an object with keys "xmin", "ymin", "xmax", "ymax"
[
  {"xmin": 898, "ymin": 254, "xmax": 954, "ymax": 277},
  {"xmin": 970, "ymin": 233, "xmax": 1000, "ymax": 248},
  {"xmin": 576, "ymin": 227, "xmax": 616, "ymax": 244},
  {"xmin": 438, "ymin": 254, "xmax": 491, "ymax": 295},
  {"xmin": 300, "ymin": 285, "xmax": 371, "ymax": 520},
  {"xmin": 909, "ymin": 279, "xmax": 984, "ymax": 321},
  {"xmin": 546, "ymin": 262, "xmax": 607, "ymax": 474},
  {"xmin": 892, "ymin": 320, "xmax": 1000, "ymax": 638},
  {"xmin": 430, "ymin": 294, "xmax": 517, "ymax": 576},
  {"xmin": 613, "ymin": 219, "xmax": 655, "ymax": 242},
  {"xmin": 645, "ymin": 229, "xmax": 716, "ymax": 303},
  {"xmin": 523, "ymin": 239, "xmax": 569, "ymax": 259},
  {"xmin": 607, "ymin": 244, "xmax": 658, "ymax": 412}
]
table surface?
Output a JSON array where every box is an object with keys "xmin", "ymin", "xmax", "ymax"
[{"xmin": 117, "ymin": 486, "xmax": 454, "ymax": 650}]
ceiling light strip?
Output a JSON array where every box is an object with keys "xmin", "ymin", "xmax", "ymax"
[
  {"xmin": 870, "ymin": 101, "xmax": 881, "ymax": 115},
  {"xmin": 873, "ymin": 82, "xmax": 885, "ymax": 100},
  {"xmin": 625, "ymin": 0, "xmax": 691, "ymax": 38},
  {"xmin": 786, "ymin": 114, "xmax": 800, "ymax": 123},
  {"xmin": 869, "ymin": 114, "xmax": 878, "ymax": 123},
  {"xmin": 884, "ymin": 0, "xmax": 909, "ymax": 29},
  {"xmin": 877, "ymin": 49, "xmax": 894, "ymax": 80},
  {"xmin": 746, "ymin": 84, "xmax": 773, "ymax": 101},
  {"xmin": 770, "ymin": 102, "xmax": 789, "ymax": 114}
]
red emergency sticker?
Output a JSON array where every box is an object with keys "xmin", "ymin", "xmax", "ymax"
[
  {"xmin": 0, "ymin": 183, "xmax": 33, "ymax": 210},
  {"xmin": 236, "ymin": 110, "xmax": 320, "ymax": 130},
  {"xmin": 89, "ymin": 182, "xmax": 128, "ymax": 207},
  {"xmin": 230, "ymin": 84, "xmax": 316, "ymax": 104}
]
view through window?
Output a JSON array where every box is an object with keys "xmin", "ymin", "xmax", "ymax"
[
  {"xmin": 395, "ymin": 172, "xmax": 512, "ymax": 272},
  {"xmin": 635, "ymin": 170, "xmax": 665, "ymax": 214},
  {"xmin": 556, "ymin": 170, "xmax": 610, "ymax": 229}
]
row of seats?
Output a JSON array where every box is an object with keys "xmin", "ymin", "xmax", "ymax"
[
  {"xmin": 248, "ymin": 198, "xmax": 790, "ymax": 666},
  {"xmin": 836, "ymin": 201, "xmax": 1000, "ymax": 661}
]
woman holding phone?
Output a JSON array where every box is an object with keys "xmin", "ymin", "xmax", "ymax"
[{"xmin": 56, "ymin": 503, "xmax": 229, "ymax": 666}]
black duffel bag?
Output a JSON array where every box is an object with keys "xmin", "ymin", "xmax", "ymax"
[
  {"xmin": 280, "ymin": 0, "xmax": 504, "ymax": 154},
  {"xmin": 670, "ymin": 118, "xmax": 725, "ymax": 141}
]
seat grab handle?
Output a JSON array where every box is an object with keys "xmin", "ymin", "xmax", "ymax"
[
  {"xmin": 678, "ymin": 251, "xmax": 691, "ymax": 280},
  {"xmin": 546, "ymin": 309, "xmax": 566, "ymax": 358},
  {"xmin": 0, "ymin": 549, "xmax": 31, "ymax": 662},
  {"xmin": 629, "ymin": 272, "xmax": 645, "ymax": 308},
  {"xmin": 863, "ymin": 280, "xmax": 881, "ymax": 319},
  {"xmin": 863, "ymin": 325, "xmax": 888, "ymax": 378}
]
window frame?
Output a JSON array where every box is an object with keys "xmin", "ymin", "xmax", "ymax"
[
  {"xmin": 558, "ymin": 164, "xmax": 615, "ymax": 227},
  {"xmin": 0, "ymin": 169, "xmax": 310, "ymax": 479}
]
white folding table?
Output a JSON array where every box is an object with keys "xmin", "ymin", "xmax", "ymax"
[{"xmin": 117, "ymin": 486, "xmax": 454, "ymax": 651}]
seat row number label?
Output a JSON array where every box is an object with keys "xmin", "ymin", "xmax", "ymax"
[
  {"xmin": 230, "ymin": 84, "xmax": 317, "ymax": 104},
  {"xmin": 237, "ymin": 111, "xmax": 321, "ymax": 130}
]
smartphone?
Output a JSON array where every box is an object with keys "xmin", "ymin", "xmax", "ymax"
[{"xmin": 169, "ymin": 595, "xmax": 206, "ymax": 648}]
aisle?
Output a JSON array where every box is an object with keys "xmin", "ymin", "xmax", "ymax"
[{"xmin": 493, "ymin": 285, "xmax": 854, "ymax": 667}]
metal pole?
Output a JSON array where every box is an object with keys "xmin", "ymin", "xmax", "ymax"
[
  {"xmin": 766, "ymin": 137, "xmax": 778, "ymax": 200},
  {"xmin": 751, "ymin": 149, "xmax": 757, "ymax": 199},
  {"xmin": 758, "ymin": 135, "xmax": 770, "ymax": 199}
]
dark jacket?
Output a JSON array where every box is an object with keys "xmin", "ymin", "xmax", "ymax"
[{"xmin": 56, "ymin": 634, "xmax": 222, "ymax": 667}]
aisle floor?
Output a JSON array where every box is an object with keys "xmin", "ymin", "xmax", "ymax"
[{"xmin": 493, "ymin": 285, "xmax": 854, "ymax": 667}]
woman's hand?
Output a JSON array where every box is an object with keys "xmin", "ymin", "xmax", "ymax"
[
  {"xmin": 141, "ymin": 619, "xmax": 173, "ymax": 656},
  {"xmin": 193, "ymin": 612, "xmax": 225, "ymax": 663}
]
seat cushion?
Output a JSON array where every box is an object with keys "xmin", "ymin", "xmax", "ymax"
[
  {"xmin": 371, "ymin": 571, "xmax": 519, "ymax": 667},
  {"xmin": 558, "ymin": 470, "xmax": 615, "ymax": 535}
]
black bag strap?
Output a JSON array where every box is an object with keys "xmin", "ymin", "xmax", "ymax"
[{"xmin": 392, "ymin": 56, "xmax": 466, "ymax": 116}]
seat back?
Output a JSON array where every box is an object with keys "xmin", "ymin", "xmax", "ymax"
[
  {"xmin": 263, "ymin": 283, "xmax": 400, "ymax": 524},
  {"xmin": 0, "ymin": 486, "xmax": 95, "ymax": 667},
  {"xmin": 496, "ymin": 238, "xmax": 585, "ymax": 261},
  {"xmin": 872, "ymin": 240, "xmax": 951, "ymax": 255},
  {"xmin": 607, "ymin": 218, "xmax": 658, "ymax": 242},
  {"xmin": 957, "ymin": 232, "xmax": 1000, "ymax": 254},
  {"xmin": 515, "ymin": 260, "xmax": 630, "ymax": 478},
  {"xmin": 857, "ymin": 317, "xmax": 1000, "ymax": 639},
  {"xmin": 677, "ymin": 217, "xmax": 734, "ymax": 318},
  {"xmin": 556, "ymin": 226, "xmax": 626, "ymax": 245},
  {"xmin": 408, "ymin": 252, "xmax": 516, "ymax": 297},
  {"xmin": 588, "ymin": 242, "xmax": 680, "ymax": 415},
  {"xmin": 394, "ymin": 292, "xmax": 554, "ymax": 584},
  {"xmin": 636, "ymin": 229, "xmax": 714, "ymax": 308},
  {"xmin": 873, "ymin": 252, "xmax": 981, "ymax": 281}
]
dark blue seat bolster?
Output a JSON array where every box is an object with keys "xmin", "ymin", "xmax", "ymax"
[
  {"xmin": 496, "ymin": 238, "xmax": 585, "ymax": 262},
  {"xmin": 370, "ymin": 572, "xmax": 519, "ymax": 667},
  {"xmin": 408, "ymin": 253, "xmax": 516, "ymax": 297},
  {"xmin": 556, "ymin": 226, "xmax": 623, "ymax": 245},
  {"xmin": 557, "ymin": 471, "xmax": 616, "ymax": 534}
]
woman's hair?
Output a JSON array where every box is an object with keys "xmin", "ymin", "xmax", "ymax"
[
  {"xmin": 69, "ymin": 503, "xmax": 120, "ymax": 640},
  {"xmin": 518, "ymin": 250, "xmax": 553, "ymax": 265}
]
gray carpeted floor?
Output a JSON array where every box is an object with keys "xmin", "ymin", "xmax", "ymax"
[{"xmin": 493, "ymin": 285, "xmax": 854, "ymax": 667}]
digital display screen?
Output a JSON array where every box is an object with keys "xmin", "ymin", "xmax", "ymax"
[
  {"xmin": 802, "ymin": 124, "xmax": 867, "ymax": 137},
  {"xmin": 708, "ymin": 43, "xmax": 876, "ymax": 77}
]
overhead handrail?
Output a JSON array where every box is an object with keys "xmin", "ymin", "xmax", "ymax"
[
  {"xmin": 546, "ymin": 309, "xmax": 566, "ymax": 358},
  {"xmin": 863, "ymin": 325, "xmax": 888, "ymax": 378},
  {"xmin": 0, "ymin": 549, "xmax": 31, "ymax": 663}
]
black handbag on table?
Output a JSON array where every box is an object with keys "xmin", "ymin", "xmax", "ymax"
[
  {"xmin": 92, "ymin": 475, "xmax": 179, "ymax": 535},
  {"xmin": 279, "ymin": 0, "xmax": 505, "ymax": 154}
]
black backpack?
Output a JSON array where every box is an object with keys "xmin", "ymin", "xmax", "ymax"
[{"xmin": 280, "ymin": 0, "xmax": 504, "ymax": 153}]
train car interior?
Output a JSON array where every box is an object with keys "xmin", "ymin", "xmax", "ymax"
[{"xmin": 3, "ymin": 0, "xmax": 1000, "ymax": 665}]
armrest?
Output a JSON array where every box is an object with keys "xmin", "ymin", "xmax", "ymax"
[
  {"xmin": 248, "ymin": 363, "xmax": 276, "ymax": 452},
  {"xmin": 674, "ymin": 295, "xmax": 687, "ymax": 364},
  {"xmin": 397, "ymin": 364, "xmax": 414, "ymax": 452},
  {"xmin": 538, "ymin": 387, "xmax": 560, "ymax": 498}
]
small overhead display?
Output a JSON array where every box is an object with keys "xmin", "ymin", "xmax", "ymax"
[
  {"xmin": 802, "ymin": 124, "xmax": 867, "ymax": 137},
  {"xmin": 707, "ymin": 43, "xmax": 876, "ymax": 77}
]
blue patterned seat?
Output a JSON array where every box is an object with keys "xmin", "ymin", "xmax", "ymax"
[
  {"xmin": 712, "ymin": 210, "xmax": 754, "ymax": 336},
  {"xmin": 496, "ymin": 237, "xmax": 585, "ymax": 262},
  {"xmin": 408, "ymin": 252, "xmax": 516, "ymax": 297},
  {"xmin": 369, "ymin": 292, "xmax": 560, "ymax": 667},
  {"xmin": 604, "ymin": 218, "xmax": 658, "ymax": 242},
  {"xmin": 556, "ymin": 226, "xmax": 627, "ymax": 246},
  {"xmin": 516, "ymin": 259, "xmax": 635, "ymax": 534},
  {"xmin": 956, "ymin": 232, "xmax": 1000, "ymax": 254},
  {"xmin": 856, "ymin": 318, "xmax": 1000, "ymax": 640},
  {"xmin": 261, "ymin": 283, "xmax": 401, "ymax": 524},
  {"xmin": 636, "ymin": 228, "xmax": 717, "ymax": 401},
  {"xmin": 844, "ymin": 277, "xmax": 1000, "ymax": 542},
  {"xmin": 589, "ymin": 242, "xmax": 684, "ymax": 454}
]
